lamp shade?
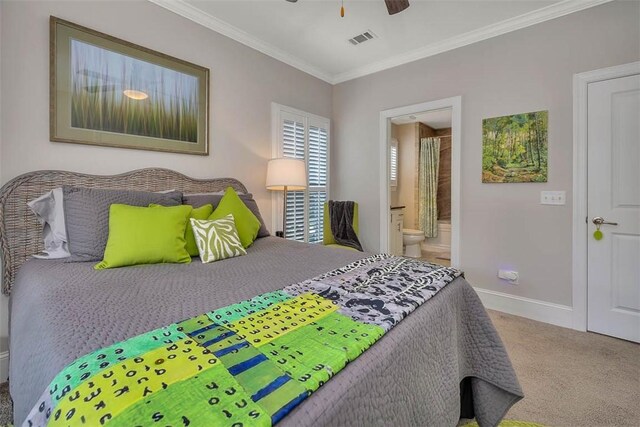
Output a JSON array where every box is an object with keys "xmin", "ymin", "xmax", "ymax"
[{"xmin": 266, "ymin": 158, "xmax": 307, "ymax": 191}]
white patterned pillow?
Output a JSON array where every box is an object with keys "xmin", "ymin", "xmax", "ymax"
[{"xmin": 190, "ymin": 215, "xmax": 247, "ymax": 263}]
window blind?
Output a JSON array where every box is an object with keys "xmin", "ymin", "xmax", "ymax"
[
  {"xmin": 307, "ymin": 125, "xmax": 328, "ymax": 244},
  {"xmin": 308, "ymin": 190, "xmax": 326, "ymax": 244},
  {"xmin": 308, "ymin": 126, "xmax": 328, "ymax": 187},
  {"xmin": 282, "ymin": 119, "xmax": 305, "ymax": 160},
  {"xmin": 282, "ymin": 117, "xmax": 306, "ymax": 241},
  {"xmin": 274, "ymin": 105, "xmax": 330, "ymax": 244},
  {"xmin": 285, "ymin": 191, "xmax": 306, "ymax": 242},
  {"xmin": 390, "ymin": 139, "xmax": 398, "ymax": 189}
]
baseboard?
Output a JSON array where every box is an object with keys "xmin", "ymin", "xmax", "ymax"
[
  {"xmin": 422, "ymin": 243, "xmax": 450, "ymax": 253},
  {"xmin": 0, "ymin": 351, "xmax": 7, "ymax": 382},
  {"xmin": 474, "ymin": 287, "xmax": 575, "ymax": 329}
]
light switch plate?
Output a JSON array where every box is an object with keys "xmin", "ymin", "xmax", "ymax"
[{"xmin": 540, "ymin": 191, "xmax": 566, "ymax": 205}]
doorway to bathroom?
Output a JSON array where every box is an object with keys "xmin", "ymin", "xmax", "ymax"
[{"xmin": 379, "ymin": 97, "xmax": 461, "ymax": 268}]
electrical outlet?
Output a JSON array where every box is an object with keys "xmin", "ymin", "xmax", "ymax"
[
  {"xmin": 498, "ymin": 269, "xmax": 519, "ymax": 284},
  {"xmin": 540, "ymin": 191, "xmax": 566, "ymax": 205}
]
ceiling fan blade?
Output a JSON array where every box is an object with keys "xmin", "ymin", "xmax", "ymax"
[
  {"xmin": 285, "ymin": 0, "xmax": 298, "ymax": 2},
  {"xmin": 384, "ymin": 0, "xmax": 410, "ymax": 15}
]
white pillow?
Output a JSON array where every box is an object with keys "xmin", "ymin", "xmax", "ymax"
[{"xmin": 27, "ymin": 188, "xmax": 70, "ymax": 259}]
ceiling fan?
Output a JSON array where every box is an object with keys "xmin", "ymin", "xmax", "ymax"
[{"xmin": 285, "ymin": 0, "xmax": 410, "ymax": 16}]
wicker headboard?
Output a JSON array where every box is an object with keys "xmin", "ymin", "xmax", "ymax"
[{"xmin": 0, "ymin": 168, "xmax": 248, "ymax": 295}]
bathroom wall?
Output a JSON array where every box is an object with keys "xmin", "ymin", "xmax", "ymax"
[
  {"xmin": 395, "ymin": 123, "xmax": 417, "ymax": 228},
  {"xmin": 393, "ymin": 121, "xmax": 451, "ymax": 230},
  {"xmin": 390, "ymin": 124, "xmax": 400, "ymax": 207},
  {"xmin": 435, "ymin": 128, "xmax": 452, "ymax": 221}
]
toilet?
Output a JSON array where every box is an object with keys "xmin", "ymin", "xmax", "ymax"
[{"xmin": 402, "ymin": 228, "xmax": 425, "ymax": 258}]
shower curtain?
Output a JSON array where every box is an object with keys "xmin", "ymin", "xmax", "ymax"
[{"xmin": 418, "ymin": 137, "xmax": 440, "ymax": 238}]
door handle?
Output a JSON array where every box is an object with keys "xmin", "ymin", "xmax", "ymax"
[{"xmin": 592, "ymin": 216, "xmax": 618, "ymax": 226}]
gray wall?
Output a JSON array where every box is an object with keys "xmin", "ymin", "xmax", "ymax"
[
  {"xmin": 0, "ymin": 0, "xmax": 332, "ymax": 354},
  {"xmin": 0, "ymin": 0, "xmax": 5, "ymax": 355},
  {"xmin": 331, "ymin": 1, "xmax": 640, "ymax": 306}
]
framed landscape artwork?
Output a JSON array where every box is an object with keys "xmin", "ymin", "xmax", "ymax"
[
  {"xmin": 482, "ymin": 110, "xmax": 548, "ymax": 183},
  {"xmin": 50, "ymin": 17, "xmax": 209, "ymax": 155}
]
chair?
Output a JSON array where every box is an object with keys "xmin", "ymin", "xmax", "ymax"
[{"xmin": 323, "ymin": 202, "xmax": 359, "ymax": 251}]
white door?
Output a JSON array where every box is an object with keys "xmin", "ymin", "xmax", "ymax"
[{"xmin": 587, "ymin": 74, "xmax": 640, "ymax": 343}]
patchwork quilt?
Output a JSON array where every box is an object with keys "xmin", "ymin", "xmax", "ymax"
[{"xmin": 25, "ymin": 254, "xmax": 461, "ymax": 427}]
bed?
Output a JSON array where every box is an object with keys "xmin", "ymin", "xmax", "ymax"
[{"xmin": 0, "ymin": 169, "xmax": 523, "ymax": 426}]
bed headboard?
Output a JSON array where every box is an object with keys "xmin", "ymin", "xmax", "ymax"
[{"xmin": 0, "ymin": 168, "xmax": 248, "ymax": 295}]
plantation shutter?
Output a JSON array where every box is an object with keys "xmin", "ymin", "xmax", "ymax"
[
  {"xmin": 282, "ymin": 118, "xmax": 305, "ymax": 160},
  {"xmin": 285, "ymin": 191, "xmax": 306, "ymax": 241},
  {"xmin": 275, "ymin": 105, "xmax": 330, "ymax": 244},
  {"xmin": 307, "ymin": 123, "xmax": 328, "ymax": 244},
  {"xmin": 281, "ymin": 114, "xmax": 306, "ymax": 242},
  {"xmin": 390, "ymin": 139, "xmax": 398, "ymax": 190}
]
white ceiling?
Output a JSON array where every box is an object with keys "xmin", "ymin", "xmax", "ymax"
[
  {"xmin": 391, "ymin": 108, "xmax": 452, "ymax": 129},
  {"xmin": 150, "ymin": 0, "xmax": 611, "ymax": 83}
]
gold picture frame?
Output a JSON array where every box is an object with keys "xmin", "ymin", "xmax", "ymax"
[{"xmin": 50, "ymin": 16, "xmax": 209, "ymax": 155}]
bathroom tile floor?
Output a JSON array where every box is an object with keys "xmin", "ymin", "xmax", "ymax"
[{"xmin": 420, "ymin": 251, "xmax": 451, "ymax": 266}]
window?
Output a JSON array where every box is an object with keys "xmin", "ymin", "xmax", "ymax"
[
  {"xmin": 390, "ymin": 138, "xmax": 398, "ymax": 190},
  {"xmin": 272, "ymin": 103, "xmax": 330, "ymax": 244}
]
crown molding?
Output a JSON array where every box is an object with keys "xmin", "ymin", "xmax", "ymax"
[
  {"xmin": 147, "ymin": 0, "xmax": 334, "ymax": 84},
  {"xmin": 149, "ymin": 0, "xmax": 612, "ymax": 86},
  {"xmin": 332, "ymin": 0, "xmax": 613, "ymax": 83}
]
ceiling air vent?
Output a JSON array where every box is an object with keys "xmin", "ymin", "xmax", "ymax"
[{"xmin": 348, "ymin": 30, "xmax": 377, "ymax": 46}]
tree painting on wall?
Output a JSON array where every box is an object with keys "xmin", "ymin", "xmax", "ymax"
[{"xmin": 482, "ymin": 111, "xmax": 548, "ymax": 183}]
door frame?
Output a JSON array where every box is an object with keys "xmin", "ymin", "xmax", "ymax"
[
  {"xmin": 378, "ymin": 96, "xmax": 462, "ymax": 267},
  {"xmin": 572, "ymin": 61, "xmax": 640, "ymax": 331}
]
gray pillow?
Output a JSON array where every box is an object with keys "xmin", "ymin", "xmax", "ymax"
[
  {"xmin": 63, "ymin": 186, "xmax": 183, "ymax": 261},
  {"xmin": 183, "ymin": 193, "xmax": 270, "ymax": 238}
]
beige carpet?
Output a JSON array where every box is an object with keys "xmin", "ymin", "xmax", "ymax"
[
  {"xmin": 490, "ymin": 310, "xmax": 640, "ymax": 426},
  {"xmin": 0, "ymin": 311, "xmax": 637, "ymax": 426},
  {"xmin": 0, "ymin": 382, "xmax": 10, "ymax": 426}
]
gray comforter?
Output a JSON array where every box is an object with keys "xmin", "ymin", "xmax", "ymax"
[{"xmin": 10, "ymin": 237, "xmax": 522, "ymax": 426}]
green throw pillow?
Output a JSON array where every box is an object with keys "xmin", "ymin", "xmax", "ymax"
[
  {"xmin": 95, "ymin": 204, "xmax": 192, "ymax": 269},
  {"xmin": 209, "ymin": 187, "xmax": 260, "ymax": 248},
  {"xmin": 150, "ymin": 203, "xmax": 214, "ymax": 256},
  {"xmin": 191, "ymin": 215, "xmax": 247, "ymax": 263}
]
